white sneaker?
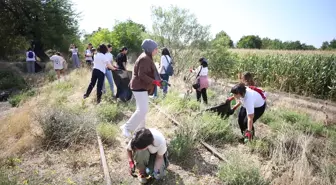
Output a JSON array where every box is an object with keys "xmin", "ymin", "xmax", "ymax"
[{"xmin": 120, "ymin": 125, "xmax": 132, "ymax": 138}]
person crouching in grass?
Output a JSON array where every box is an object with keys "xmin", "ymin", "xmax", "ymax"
[
  {"xmin": 50, "ymin": 52, "xmax": 66, "ymax": 81},
  {"xmin": 127, "ymin": 128, "xmax": 169, "ymax": 184},
  {"xmin": 83, "ymin": 44, "xmax": 116, "ymax": 104}
]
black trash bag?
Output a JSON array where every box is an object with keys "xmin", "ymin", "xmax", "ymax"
[
  {"xmin": 205, "ymin": 99, "xmax": 232, "ymax": 119},
  {"xmin": 112, "ymin": 70, "xmax": 133, "ymax": 102}
]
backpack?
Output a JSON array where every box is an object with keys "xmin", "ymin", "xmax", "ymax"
[
  {"xmin": 164, "ymin": 55, "xmax": 174, "ymax": 76},
  {"xmin": 28, "ymin": 51, "xmax": 34, "ymax": 59},
  {"xmin": 249, "ymin": 86, "xmax": 266, "ymax": 100}
]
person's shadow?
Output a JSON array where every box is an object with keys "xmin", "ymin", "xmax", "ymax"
[{"xmin": 144, "ymin": 169, "xmax": 185, "ymax": 185}]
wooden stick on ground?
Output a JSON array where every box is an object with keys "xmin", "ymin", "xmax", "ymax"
[{"xmin": 97, "ymin": 133, "xmax": 112, "ymax": 185}]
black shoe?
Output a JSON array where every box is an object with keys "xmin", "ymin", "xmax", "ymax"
[{"xmin": 83, "ymin": 94, "xmax": 88, "ymax": 99}]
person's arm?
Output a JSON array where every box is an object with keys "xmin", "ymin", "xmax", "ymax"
[
  {"xmin": 158, "ymin": 56, "xmax": 164, "ymax": 73},
  {"xmin": 127, "ymin": 149, "xmax": 133, "ymax": 162},
  {"xmin": 154, "ymin": 143, "xmax": 167, "ymax": 173},
  {"xmin": 106, "ymin": 62, "xmax": 117, "ymax": 70},
  {"xmin": 247, "ymin": 114, "xmax": 254, "ymax": 131},
  {"xmin": 232, "ymin": 101, "xmax": 241, "ymax": 110},
  {"xmin": 154, "ymin": 154, "xmax": 164, "ymax": 172}
]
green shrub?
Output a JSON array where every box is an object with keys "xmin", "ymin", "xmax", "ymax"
[
  {"xmin": 168, "ymin": 122, "xmax": 198, "ymax": 162},
  {"xmin": 160, "ymin": 92, "xmax": 200, "ymax": 113},
  {"xmin": 197, "ymin": 112, "xmax": 235, "ymax": 144},
  {"xmin": 97, "ymin": 104, "xmax": 122, "ymax": 123},
  {"xmin": 263, "ymin": 108, "xmax": 326, "ymax": 137},
  {"xmin": 0, "ymin": 69, "xmax": 26, "ymax": 90},
  {"xmin": 0, "ymin": 170, "xmax": 16, "ymax": 185},
  {"xmin": 218, "ymin": 153, "xmax": 269, "ymax": 185},
  {"xmin": 37, "ymin": 106, "xmax": 96, "ymax": 149},
  {"xmin": 8, "ymin": 89, "xmax": 36, "ymax": 107},
  {"xmin": 97, "ymin": 123, "xmax": 118, "ymax": 145},
  {"xmin": 47, "ymin": 70, "xmax": 57, "ymax": 82},
  {"xmin": 248, "ymin": 138, "xmax": 273, "ymax": 158}
]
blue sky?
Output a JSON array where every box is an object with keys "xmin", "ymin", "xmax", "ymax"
[{"xmin": 72, "ymin": 0, "xmax": 336, "ymax": 48}]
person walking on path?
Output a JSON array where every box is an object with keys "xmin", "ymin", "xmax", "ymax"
[
  {"xmin": 191, "ymin": 57, "xmax": 209, "ymax": 104},
  {"xmin": 26, "ymin": 48, "xmax": 37, "ymax": 74},
  {"xmin": 102, "ymin": 44, "xmax": 115, "ymax": 96},
  {"xmin": 158, "ymin": 48, "xmax": 172, "ymax": 96},
  {"xmin": 120, "ymin": 39, "xmax": 161, "ymax": 138},
  {"xmin": 50, "ymin": 52, "xmax": 66, "ymax": 81},
  {"xmin": 83, "ymin": 44, "xmax": 117, "ymax": 104},
  {"xmin": 69, "ymin": 44, "xmax": 80, "ymax": 68}
]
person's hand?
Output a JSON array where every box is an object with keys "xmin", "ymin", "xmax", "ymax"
[
  {"xmin": 153, "ymin": 80, "xmax": 162, "ymax": 87},
  {"xmin": 189, "ymin": 68, "xmax": 193, "ymax": 73},
  {"xmin": 128, "ymin": 160, "xmax": 135, "ymax": 175},
  {"xmin": 244, "ymin": 130, "xmax": 253, "ymax": 143}
]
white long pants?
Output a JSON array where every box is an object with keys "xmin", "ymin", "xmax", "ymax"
[{"xmin": 124, "ymin": 91, "xmax": 149, "ymax": 132}]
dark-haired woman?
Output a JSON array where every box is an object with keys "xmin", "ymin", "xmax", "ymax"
[
  {"xmin": 241, "ymin": 71, "xmax": 255, "ymax": 86},
  {"xmin": 83, "ymin": 44, "xmax": 116, "ymax": 104},
  {"xmin": 120, "ymin": 39, "xmax": 161, "ymax": 138},
  {"xmin": 116, "ymin": 47, "xmax": 128, "ymax": 71},
  {"xmin": 70, "ymin": 44, "xmax": 80, "ymax": 68},
  {"xmin": 127, "ymin": 128, "xmax": 168, "ymax": 183},
  {"xmin": 229, "ymin": 83, "xmax": 266, "ymax": 142},
  {"xmin": 191, "ymin": 58, "xmax": 209, "ymax": 104},
  {"xmin": 158, "ymin": 48, "xmax": 172, "ymax": 96},
  {"xmin": 85, "ymin": 43, "xmax": 93, "ymax": 67}
]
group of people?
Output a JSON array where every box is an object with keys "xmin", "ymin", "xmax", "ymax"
[{"xmin": 27, "ymin": 38, "xmax": 266, "ymax": 183}]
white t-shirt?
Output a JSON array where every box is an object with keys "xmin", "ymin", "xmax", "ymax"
[
  {"xmin": 70, "ymin": 48, "xmax": 78, "ymax": 55},
  {"xmin": 85, "ymin": 49, "xmax": 93, "ymax": 61},
  {"xmin": 26, "ymin": 51, "xmax": 36, "ymax": 62},
  {"xmin": 194, "ymin": 66, "xmax": 208, "ymax": 76},
  {"xmin": 93, "ymin": 53, "xmax": 109, "ymax": 74},
  {"xmin": 159, "ymin": 55, "xmax": 171, "ymax": 74},
  {"xmin": 105, "ymin": 52, "xmax": 113, "ymax": 65},
  {"xmin": 240, "ymin": 87, "xmax": 266, "ymax": 115},
  {"xmin": 50, "ymin": 55, "xmax": 64, "ymax": 70},
  {"xmin": 127, "ymin": 128, "xmax": 167, "ymax": 155}
]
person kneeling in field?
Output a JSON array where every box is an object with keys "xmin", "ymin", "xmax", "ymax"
[
  {"xmin": 228, "ymin": 83, "xmax": 267, "ymax": 143},
  {"xmin": 50, "ymin": 52, "xmax": 66, "ymax": 81},
  {"xmin": 127, "ymin": 128, "xmax": 169, "ymax": 184}
]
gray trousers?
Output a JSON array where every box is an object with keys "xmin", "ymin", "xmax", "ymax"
[
  {"xmin": 27, "ymin": 61, "xmax": 35, "ymax": 73},
  {"xmin": 72, "ymin": 54, "xmax": 80, "ymax": 68}
]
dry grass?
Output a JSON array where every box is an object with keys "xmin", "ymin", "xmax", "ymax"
[{"xmin": 0, "ymin": 108, "xmax": 39, "ymax": 160}]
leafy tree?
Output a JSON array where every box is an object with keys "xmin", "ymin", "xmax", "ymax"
[
  {"xmin": 211, "ymin": 31, "xmax": 233, "ymax": 48},
  {"xmin": 321, "ymin": 41, "xmax": 330, "ymax": 50},
  {"xmin": 83, "ymin": 20, "xmax": 146, "ymax": 56},
  {"xmin": 0, "ymin": 0, "xmax": 79, "ymax": 61},
  {"xmin": 237, "ymin": 35, "xmax": 262, "ymax": 49},
  {"xmin": 150, "ymin": 5, "xmax": 211, "ymax": 74},
  {"xmin": 151, "ymin": 5, "xmax": 210, "ymax": 51},
  {"xmin": 329, "ymin": 39, "xmax": 336, "ymax": 49}
]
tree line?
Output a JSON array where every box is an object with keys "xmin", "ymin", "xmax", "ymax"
[{"xmin": 0, "ymin": 1, "xmax": 335, "ymax": 61}]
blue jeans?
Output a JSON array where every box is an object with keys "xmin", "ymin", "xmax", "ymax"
[
  {"xmin": 160, "ymin": 74, "xmax": 169, "ymax": 94},
  {"xmin": 102, "ymin": 69, "xmax": 114, "ymax": 95},
  {"xmin": 153, "ymin": 86, "xmax": 158, "ymax": 97}
]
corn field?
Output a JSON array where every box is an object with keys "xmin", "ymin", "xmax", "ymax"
[{"xmin": 226, "ymin": 50, "xmax": 336, "ymax": 101}]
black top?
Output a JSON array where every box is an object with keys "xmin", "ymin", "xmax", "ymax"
[{"xmin": 116, "ymin": 53, "xmax": 127, "ymax": 70}]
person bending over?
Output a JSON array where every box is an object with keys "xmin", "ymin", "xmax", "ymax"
[
  {"xmin": 127, "ymin": 128, "xmax": 169, "ymax": 184},
  {"xmin": 228, "ymin": 83, "xmax": 266, "ymax": 143}
]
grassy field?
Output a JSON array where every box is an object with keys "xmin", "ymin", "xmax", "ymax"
[{"xmin": 0, "ymin": 60, "xmax": 335, "ymax": 185}]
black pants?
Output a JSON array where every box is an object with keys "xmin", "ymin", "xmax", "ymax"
[
  {"xmin": 85, "ymin": 69, "xmax": 105, "ymax": 103},
  {"xmin": 238, "ymin": 103, "xmax": 266, "ymax": 135},
  {"xmin": 196, "ymin": 88, "xmax": 207, "ymax": 104},
  {"xmin": 86, "ymin": 60, "xmax": 92, "ymax": 67}
]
